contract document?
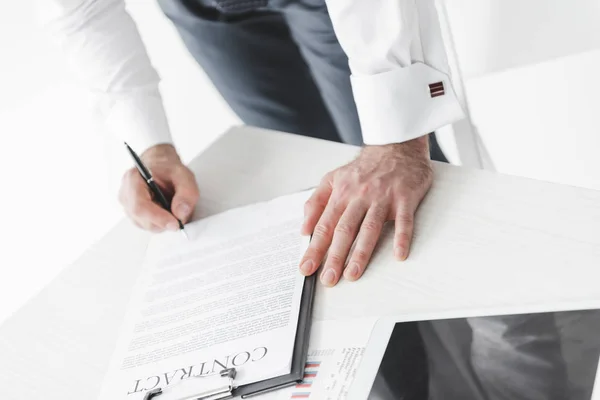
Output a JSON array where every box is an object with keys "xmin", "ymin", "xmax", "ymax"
[{"xmin": 99, "ymin": 191, "xmax": 313, "ymax": 399}]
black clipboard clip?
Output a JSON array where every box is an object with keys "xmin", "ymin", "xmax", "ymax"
[{"xmin": 143, "ymin": 368, "xmax": 236, "ymax": 400}]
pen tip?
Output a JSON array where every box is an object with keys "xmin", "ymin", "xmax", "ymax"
[{"xmin": 178, "ymin": 220, "xmax": 189, "ymax": 240}]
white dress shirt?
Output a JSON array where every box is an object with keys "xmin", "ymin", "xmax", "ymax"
[{"xmin": 36, "ymin": 0, "xmax": 465, "ymax": 154}]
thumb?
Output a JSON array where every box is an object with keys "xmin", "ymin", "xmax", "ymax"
[{"xmin": 170, "ymin": 166, "xmax": 199, "ymax": 222}]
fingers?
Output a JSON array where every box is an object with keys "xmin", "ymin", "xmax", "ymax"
[
  {"xmin": 170, "ymin": 167, "xmax": 200, "ymax": 223},
  {"xmin": 133, "ymin": 220, "xmax": 165, "ymax": 233},
  {"xmin": 120, "ymin": 169, "xmax": 179, "ymax": 232},
  {"xmin": 301, "ymin": 176, "xmax": 333, "ymax": 236},
  {"xmin": 320, "ymin": 201, "xmax": 368, "ymax": 287},
  {"xmin": 299, "ymin": 197, "xmax": 345, "ymax": 278},
  {"xmin": 394, "ymin": 204, "xmax": 415, "ymax": 261},
  {"xmin": 133, "ymin": 199, "xmax": 180, "ymax": 231},
  {"xmin": 345, "ymin": 204, "xmax": 386, "ymax": 281}
]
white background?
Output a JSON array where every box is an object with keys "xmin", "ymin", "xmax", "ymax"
[{"xmin": 0, "ymin": 0, "xmax": 599, "ymax": 323}]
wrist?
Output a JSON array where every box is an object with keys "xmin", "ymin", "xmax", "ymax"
[
  {"xmin": 141, "ymin": 143, "xmax": 181, "ymax": 164},
  {"xmin": 361, "ymin": 135, "xmax": 430, "ymax": 159}
]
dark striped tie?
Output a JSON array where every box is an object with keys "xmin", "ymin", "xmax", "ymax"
[{"xmin": 214, "ymin": 0, "xmax": 268, "ymax": 13}]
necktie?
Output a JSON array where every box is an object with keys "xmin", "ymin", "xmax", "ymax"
[{"xmin": 213, "ymin": 0, "xmax": 269, "ymax": 13}]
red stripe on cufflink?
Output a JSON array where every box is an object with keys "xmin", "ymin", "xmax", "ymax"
[{"xmin": 429, "ymin": 81, "xmax": 445, "ymax": 98}]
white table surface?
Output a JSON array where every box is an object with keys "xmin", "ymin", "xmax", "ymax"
[{"xmin": 2, "ymin": 126, "xmax": 600, "ymax": 399}]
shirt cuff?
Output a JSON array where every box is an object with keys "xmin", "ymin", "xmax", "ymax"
[
  {"xmin": 351, "ymin": 62, "xmax": 465, "ymax": 145},
  {"xmin": 104, "ymin": 91, "xmax": 174, "ymax": 155}
]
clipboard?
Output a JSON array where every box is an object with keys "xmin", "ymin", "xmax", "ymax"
[{"xmin": 144, "ymin": 274, "xmax": 317, "ymax": 399}]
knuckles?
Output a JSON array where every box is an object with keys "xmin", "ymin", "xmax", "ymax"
[
  {"xmin": 358, "ymin": 184, "xmax": 372, "ymax": 196},
  {"xmin": 394, "ymin": 232, "xmax": 412, "ymax": 244},
  {"xmin": 321, "ymin": 171, "xmax": 335, "ymax": 185},
  {"xmin": 395, "ymin": 213, "xmax": 414, "ymax": 225},
  {"xmin": 352, "ymin": 249, "xmax": 369, "ymax": 263},
  {"xmin": 334, "ymin": 223, "xmax": 354, "ymax": 237},
  {"xmin": 313, "ymin": 223, "xmax": 333, "ymax": 238},
  {"xmin": 334, "ymin": 181, "xmax": 352, "ymax": 198},
  {"xmin": 361, "ymin": 219, "xmax": 381, "ymax": 233},
  {"xmin": 326, "ymin": 253, "xmax": 345, "ymax": 266}
]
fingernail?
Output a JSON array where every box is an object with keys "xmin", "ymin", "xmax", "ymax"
[
  {"xmin": 321, "ymin": 269, "xmax": 336, "ymax": 286},
  {"xmin": 300, "ymin": 260, "xmax": 314, "ymax": 275},
  {"xmin": 166, "ymin": 222, "xmax": 179, "ymax": 232},
  {"xmin": 345, "ymin": 262, "xmax": 360, "ymax": 280},
  {"xmin": 395, "ymin": 246, "xmax": 406, "ymax": 261},
  {"xmin": 176, "ymin": 203, "xmax": 191, "ymax": 218}
]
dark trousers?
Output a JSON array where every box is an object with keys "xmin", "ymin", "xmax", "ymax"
[{"xmin": 156, "ymin": 0, "xmax": 448, "ymax": 162}]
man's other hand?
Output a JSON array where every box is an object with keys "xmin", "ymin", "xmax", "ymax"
[
  {"xmin": 119, "ymin": 144, "xmax": 200, "ymax": 232},
  {"xmin": 299, "ymin": 136, "xmax": 433, "ymax": 287}
]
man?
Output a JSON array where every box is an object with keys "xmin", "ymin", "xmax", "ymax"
[
  {"xmin": 38, "ymin": 0, "xmax": 464, "ymax": 287},
  {"xmin": 38, "ymin": 1, "xmax": 568, "ymax": 399}
]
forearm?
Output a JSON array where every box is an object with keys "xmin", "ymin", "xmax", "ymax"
[{"xmin": 36, "ymin": 0, "xmax": 173, "ymax": 153}]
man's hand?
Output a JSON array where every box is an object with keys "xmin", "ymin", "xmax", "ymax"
[
  {"xmin": 119, "ymin": 144, "xmax": 200, "ymax": 232},
  {"xmin": 299, "ymin": 136, "xmax": 433, "ymax": 287}
]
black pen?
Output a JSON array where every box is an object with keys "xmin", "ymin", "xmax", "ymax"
[{"xmin": 124, "ymin": 142, "xmax": 189, "ymax": 239}]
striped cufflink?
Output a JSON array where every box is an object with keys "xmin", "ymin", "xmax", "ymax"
[{"xmin": 429, "ymin": 81, "xmax": 445, "ymax": 98}]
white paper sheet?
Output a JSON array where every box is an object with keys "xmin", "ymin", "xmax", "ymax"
[
  {"xmin": 99, "ymin": 191, "xmax": 312, "ymax": 399},
  {"xmin": 260, "ymin": 318, "xmax": 377, "ymax": 400}
]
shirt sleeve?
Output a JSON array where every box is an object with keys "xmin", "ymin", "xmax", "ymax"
[
  {"xmin": 35, "ymin": 0, "xmax": 173, "ymax": 154},
  {"xmin": 324, "ymin": 0, "xmax": 465, "ymax": 145}
]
